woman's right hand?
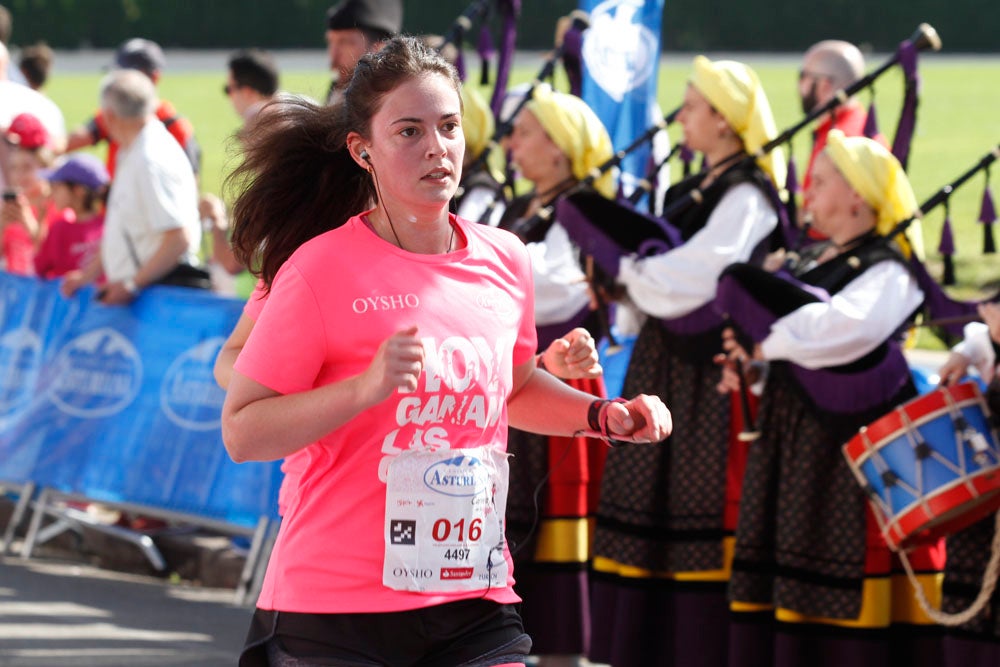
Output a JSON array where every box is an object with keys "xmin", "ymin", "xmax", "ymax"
[
  {"xmin": 938, "ymin": 351, "xmax": 971, "ymax": 387},
  {"xmin": 360, "ymin": 325, "xmax": 425, "ymax": 403}
]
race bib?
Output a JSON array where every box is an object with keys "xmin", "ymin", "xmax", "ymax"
[{"xmin": 383, "ymin": 446, "xmax": 509, "ymax": 593}]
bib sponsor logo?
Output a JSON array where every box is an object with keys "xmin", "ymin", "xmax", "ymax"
[
  {"xmin": 393, "ymin": 567, "xmax": 433, "ymax": 578},
  {"xmin": 352, "ymin": 294, "xmax": 420, "ymax": 314},
  {"xmin": 440, "ymin": 567, "xmax": 474, "ymax": 580},
  {"xmin": 0, "ymin": 327, "xmax": 43, "ymax": 431},
  {"xmin": 582, "ymin": 0, "xmax": 658, "ymax": 103},
  {"xmin": 49, "ymin": 328, "xmax": 142, "ymax": 418},
  {"xmin": 160, "ymin": 338, "xmax": 227, "ymax": 431},
  {"xmin": 423, "ymin": 455, "xmax": 490, "ymax": 498}
]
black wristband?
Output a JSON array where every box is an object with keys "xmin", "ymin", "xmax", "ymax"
[{"xmin": 587, "ymin": 399, "xmax": 609, "ymax": 432}]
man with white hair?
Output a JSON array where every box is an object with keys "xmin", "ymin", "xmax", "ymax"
[{"xmin": 61, "ymin": 69, "xmax": 203, "ymax": 304}]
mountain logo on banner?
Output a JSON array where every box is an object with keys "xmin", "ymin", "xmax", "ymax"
[
  {"xmin": 49, "ymin": 328, "xmax": 142, "ymax": 418},
  {"xmin": 160, "ymin": 338, "xmax": 227, "ymax": 431},
  {"xmin": 0, "ymin": 327, "xmax": 43, "ymax": 431},
  {"xmin": 582, "ymin": 0, "xmax": 659, "ymax": 102}
]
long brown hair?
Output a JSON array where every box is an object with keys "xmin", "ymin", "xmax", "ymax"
[{"xmin": 226, "ymin": 35, "xmax": 462, "ymax": 289}]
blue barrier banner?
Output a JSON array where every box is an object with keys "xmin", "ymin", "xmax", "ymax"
[
  {"xmin": 0, "ymin": 272, "xmax": 282, "ymax": 527},
  {"xmin": 579, "ymin": 0, "xmax": 665, "ymax": 198}
]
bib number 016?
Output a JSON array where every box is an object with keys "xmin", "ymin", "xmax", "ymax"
[{"xmin": 432, "ymin": 517, "xmax": 482, "ymax": 542}]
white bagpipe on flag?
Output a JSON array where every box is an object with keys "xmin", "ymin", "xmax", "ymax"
[{"xmin": 579, "ymin": 0, "xmax": 666, "ymax": 207}]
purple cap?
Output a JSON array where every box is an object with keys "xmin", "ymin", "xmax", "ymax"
[{"xmin": 44, "ymin": 153, "xmax": 110, "ymax": 191}]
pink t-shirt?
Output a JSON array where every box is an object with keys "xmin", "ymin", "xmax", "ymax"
[
  {"xmin": 243, "ymin": 280, "xmax": 306, "ymax": 517},
  {"xmin": 33, "ymin": 210, "xmax": 105, "ymax": 279},
  {"xmin": 234, "ymin": 212, "xmax": 537, "ymax": 613}
]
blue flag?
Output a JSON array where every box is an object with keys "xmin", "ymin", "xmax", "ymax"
[{"xmin": 579, "ymin": 0, "xmax": 665, "ymax": 200}]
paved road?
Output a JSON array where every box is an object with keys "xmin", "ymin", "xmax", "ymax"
[{"xmin": 0, "ymin": 556, "xmax": 250, "ymax": 667}]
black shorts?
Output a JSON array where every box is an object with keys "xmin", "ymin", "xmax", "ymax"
[{"xmin": 239, "ymin": 598, "xmax": 531, "ymax": 666}]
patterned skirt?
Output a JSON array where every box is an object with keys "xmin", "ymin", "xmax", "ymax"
[
  {"xmin": 589, "ymin": 318, "xmax": 746, "ymax": 667},
  {"xmin": 728, "ymin": 363, "xmax": 947, "ymax": 667},
  {"xmin": 505, "ymin": 376, "xmax": 607, "ymax": 656}
]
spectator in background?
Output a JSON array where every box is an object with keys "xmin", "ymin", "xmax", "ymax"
[
  {"xmin": 199, "ymin": 49, "xmax": 283, "ymax": 295},
  {"xmin": 0, "ymin": 41, "xmax": 66, "ymax": 190},
  {"xmin": 0, "ymin": 3, "xmax": 26, "ymax": 85},
  {"xmin": 34, "ymin": 153, "xmax": 108, "ymax": 279},
  {"xmin": 798, "ymin": 40, "xmax": 870, "ymax": 191},
  {"xmin": 1, "ymin": 112, "xmax": 59, "ymax": 274},
  {"xmin": 0, "ymin": 5, "xmax": 9, "ymax": 44},
  {"xmin": 225, "ymin": 48, "xmax": 280, "ymax": 128},
  {"xmin": 65, "ymin": 38, "xmax": 201, "ymax": 177},
  {"xmin": 324, "ymin": 0, "xmax": 402, "ymax": 105},
  {"xmin": 61, "ymin": 69, "xmax": 203, "ymax": 304},
  {"xmin": 18, "ymin": 41, "xmax": 53, "ymax": 92}
]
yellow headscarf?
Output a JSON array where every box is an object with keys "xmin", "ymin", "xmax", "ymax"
[
  {"xmin": 460, "ymin": 85, "xmax": 505, "ymax": 183},
  {"xmin": 524, "ymin": 84, "xmax": 615, "ymax": 199},
  {"xmin": 825, "ymin": 129, "xmax": 923, "ymax": 259},
  {"xmin": 461, "ymin": 85, "xmax": 494, "ymax": 162},
  {"xmin": 690, "ymin": 55, "xmax": 786, "ymax": 191}
]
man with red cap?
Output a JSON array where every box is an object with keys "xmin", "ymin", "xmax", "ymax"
[
  {"xmin": 324, "ymin": 0, "xmax": 403, "ymax": 105},
  {"xmin": 65, "ymin": 38, "xmax": 200, "ymax": 177}
]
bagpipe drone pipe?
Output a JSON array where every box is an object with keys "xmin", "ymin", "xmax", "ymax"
[
  {"xmin": 717, "ymin": 144, "xmax": 1000, "ymax": 415},
  {"xmin": 435, "ymin": 0, "xmax": 519, "ymax": 112},
  {"xmin": 454, "ymin": 8, "xmax": 597, "ymax": 223}
]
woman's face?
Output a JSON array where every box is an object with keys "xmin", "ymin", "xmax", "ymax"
[
  {"xmin": 508, "ymin": 109, "xmax": 568, "ymax": 185},
  {"xmin": 804, "ymin": 152, "xmax": 861, "ymax": 236},
  {"xmin": 9, "ymin": 148, "xmax": 43, "ymax": 190},
  {"xmin": 364, "ymin": 72, "xmax": 464, "ymax": 218},
  {"xmin": 677, "ymin": 84, "xmax": 726, "ymax": 155}
]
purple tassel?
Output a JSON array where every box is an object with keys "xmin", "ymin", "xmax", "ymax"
[
  {"xmin": 981, "ymin": 173, "xmax": 997, "ymax": 254},
  {"xmin": 938, "ymin": 200, "xmax": 956, "ymax": 285},
  {"xmin": 489, "ymin": 0, "xmax": 520, "ymax": 118},
  {"xmin": 891, "ymin": 40, "xmax": 919, "ymax": 170},
  {"xmin": 864, "ymin": 99, "xmax": 880, "ymax": 139},
  {"xmin": 681, "ymin": 144, "xmax": 694, "ymax": 178},
  {"xmin": 784, "ymin": 148, "xmax": 799, "ymax": 232},
  {"xmin": 561, "ymin": 25, "xmax": 585, "ymax": 96},
  {"xmin": 786, "ymin": 153, "xmax": 799, "ymax": 195},
  {"xmin": 477, "ymin": 24, "xmax": 495, "ymax": 87},
  {"xmin": 454, "ymin": 49, "xmax": 466, "ymax": 82},
  {"xmin": 646, "ymin": 152, "xmax": 659, "ymax": 215}
]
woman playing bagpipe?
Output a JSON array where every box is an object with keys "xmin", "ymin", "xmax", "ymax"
[
  {"xmin": 585, "ymin": 56, "xmax": 787, "ymax": 667},
  {"xmin": 495, "ymin": 83, "xmax": 617, "ymax": 664},
  {"xmin": 716, "ymin": 130, "xmax": 946, "ymax": 667}
]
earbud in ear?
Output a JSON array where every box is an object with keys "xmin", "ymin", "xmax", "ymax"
[{"xmin": 360, "ymin": 150, "xmax": 370, "ymax": 162}]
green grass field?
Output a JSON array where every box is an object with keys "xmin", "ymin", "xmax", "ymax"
[{"xmin": 44, "ymin": 54, "xmax": 1000, "ymax": 346}]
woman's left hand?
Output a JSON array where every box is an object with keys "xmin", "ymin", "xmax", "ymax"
[
  {"xmin": 604, "ymin": 394, "xmax": 671, "ymax": 443},
  {"xmin": 540, "ymin": 327, "xmax": 602, "ymax": 380}
]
